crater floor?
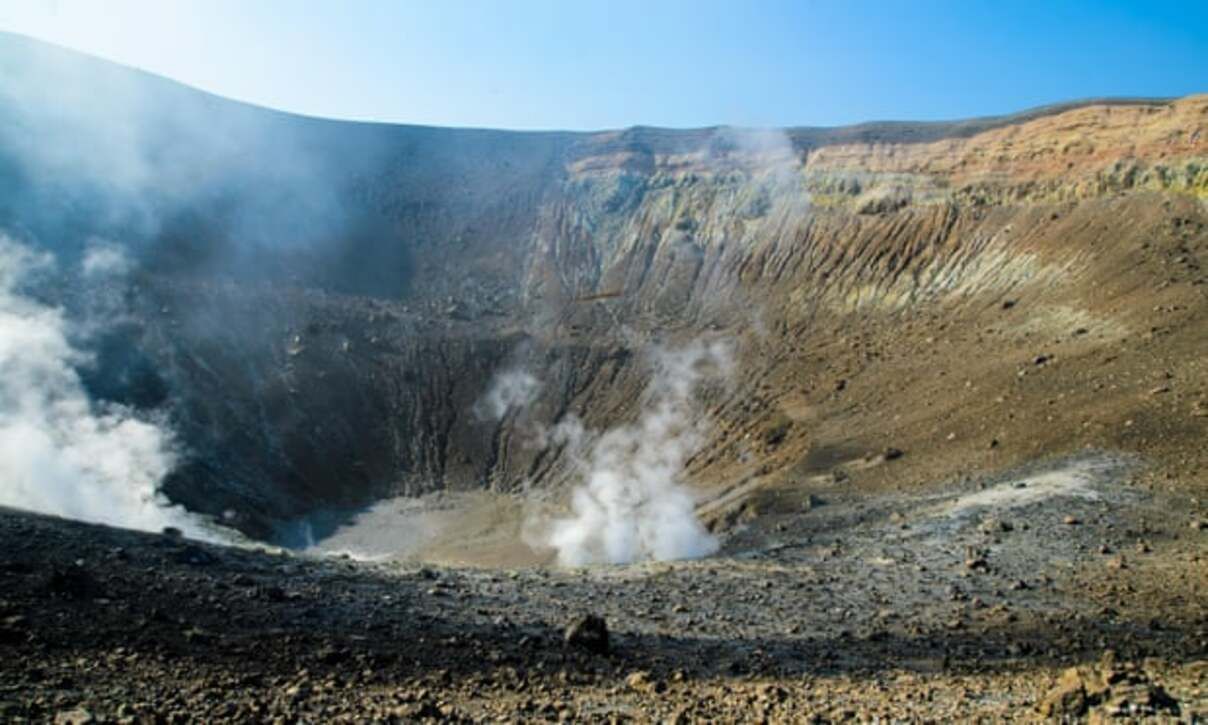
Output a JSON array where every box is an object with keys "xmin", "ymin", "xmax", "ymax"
[{"xmin": 2, "ymin": 452, "xmax": 1204, "ymax": 721}]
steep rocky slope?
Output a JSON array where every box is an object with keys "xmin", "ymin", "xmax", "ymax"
[
  {"xmin": 1, "ymin": 33, "xmax": 1206, "ymax": 547},
  {"xmin": 161, "ymin": 92, "xmax": 1208, "ymax": 544}
]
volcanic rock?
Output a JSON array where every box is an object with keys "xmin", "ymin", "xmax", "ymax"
[
  {"xmin": 1039, "ymin": 668, "xmax": 1091, "ymax": 718},
  {"xmin": 979, "ymin": 517, "xmax": 1013, "ymax": 534},
  {"xmin": 564, "ymin": 614, "xmax": 609, "ymax": 655},
  {"xmin": 53, "ymin": 709, "xmax": 95, "ymax": 725}
]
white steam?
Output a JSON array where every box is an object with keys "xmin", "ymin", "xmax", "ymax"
[
  {"xmin": 81, "ymin": 240, "xmax": 133, "ymax": 278},
  {"xmin": 477, "ymin": 367, "xmax": 541, "ymax": 420},
  {"xmin": 714, "ymin": 126, "xmax": 799, "ymax": 168},
  {"xmin": 0, "ymin": 235, "xmax": 208, "ymax": 537},
  {"xmin": 544, "ymin": 340, "xmax": 730, "ymax": 566}
]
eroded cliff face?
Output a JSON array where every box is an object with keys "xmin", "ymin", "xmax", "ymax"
[
  {"xmin": 224, "ymin": 95, "xmax": 1208, "ymax": 541},
  {"xmin": 2, "ymin": 33, "xmax": 1205, "ymax": 541},
  {"xmin": 526, "ymin": 96, "xmax": 1208, "ymax": 316},
  {"xmin": 511, "ymin": 98, "xmax": 1208, "ymax": 534}
]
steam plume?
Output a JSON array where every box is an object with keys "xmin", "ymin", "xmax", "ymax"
[
  {"xmin": 0, "ymin": 234, "xmax": 209, "ymax": 538},
  {"xmin": 476, "ymin": 367, "xmax": 541, "ymax": 421},
  {"xmin": 545, "ymin": 340, "xmax": 730, "ymax": 566},
  {"xmin": 80, "ymin": 240, "xmax": 133, "ymax": 279}
]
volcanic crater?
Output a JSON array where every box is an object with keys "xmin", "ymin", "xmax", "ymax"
[{"xmin": 0, "ymin": 33, "xmax": 1206, "ymax": 721}]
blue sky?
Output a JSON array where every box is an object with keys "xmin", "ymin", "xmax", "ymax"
[{"xmin": 1, "ymin": 0, "xmax": 1206, "ymax": 130}]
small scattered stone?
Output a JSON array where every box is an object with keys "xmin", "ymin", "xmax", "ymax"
[
  {"xmin": 1038, "ymin": 668, "xmax": 1088, "ymax": 718},
  {"xmin": 979, "ymin": 518, "xmax": 1013, "ymax": 534},
  {"xmin": 54, "ymin": 708, "xmax": 95, "ymax": 725},
  {"xmin": 564, "ymin": 614, "xmax": 609, "ymax": 655},
  {"xmin": 625, "ymin": 670, "xmax": 664, "ymax": 694},
  {"xmin": 183, "ymin": 626, "xmax": 214, "ymax": 644},
  {"xmin": 316, "ymin": 645, "xmax": 349, "ymax": 665},
  {"xmin": 284, "ymin": 681, "xmax": 311, "ymax": 702}
]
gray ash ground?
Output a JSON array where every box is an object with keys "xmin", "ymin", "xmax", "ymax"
[{"xmin": 1, "ymin": 454, "xmax": 1205, "ymax": 722}]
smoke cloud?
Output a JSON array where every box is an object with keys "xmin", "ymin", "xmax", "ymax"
[
  {"xmin": 0, "ymin": 234, "xmax": 210, "ymax": 538},
  {"xmin": 542, "ymin": 340, "xmax": 730, "ymax": 566}
]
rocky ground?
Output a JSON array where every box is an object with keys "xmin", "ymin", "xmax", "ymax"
[{"xmin": 2, "ymin": 451, "xmax": 1204, "ymax": 722}]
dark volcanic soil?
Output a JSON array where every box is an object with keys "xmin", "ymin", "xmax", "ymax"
[{"xmin": 2, "ymin": 453, "xmax": 1204, "ymax": 721}]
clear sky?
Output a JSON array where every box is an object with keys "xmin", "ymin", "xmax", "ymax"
[{"xmin": 1, "ymin": 0, "xmax": 1206, "ymax": 131}]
